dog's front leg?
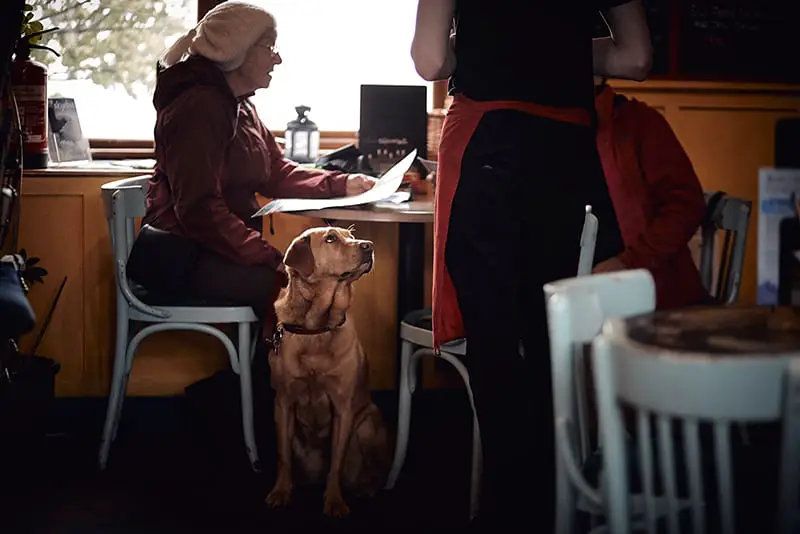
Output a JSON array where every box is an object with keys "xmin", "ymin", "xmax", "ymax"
[
  {"xmin": 324, "ymin": 399, "xmax": 355, "ymax": 517},
  {"xmin": 266, "ymin": 394, "xmax": 295, "ymax": 507}
]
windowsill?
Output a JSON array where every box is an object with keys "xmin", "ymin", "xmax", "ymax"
[
  {"xmin": 85, "ymin": 108, "xmax": 449, "ymax": 160},
  {"xmin": 83, "ymin": 112, "xmax": 444, "ymax": 162}
]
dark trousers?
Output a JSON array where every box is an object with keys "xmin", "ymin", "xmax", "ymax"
[
  {"xmin": 444, "ymin": 110, "xmax": 623, "ymax": 528},
  {"xmin": 127, "ymin": 225, "xmax": 277, "ymax": 320}
]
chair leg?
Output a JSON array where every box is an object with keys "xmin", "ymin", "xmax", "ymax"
[
  {"xmin": 99, "ymin": 315, "xmax": 130, "ymax": 470},
  {"xmin": 469, "ymin": 412, "xmax": 482, "ymax": 521},
  {"xmin": 437, "ymin": 351, "xmax": 483, "ymax": 521},
  {"xmin": 386, "ymin": 340, "xmax": 418, "ymax": 489},
  {"xmin": 555, "ymin": 454, "xmax": 577, "ymax": 534},
  {"xmin": 237, "ymin": 321, "xmax": 261, "ymax": 472},
  {"xmin": 111, "ymin": 374, "xmax": 130, "ymax": 443}
]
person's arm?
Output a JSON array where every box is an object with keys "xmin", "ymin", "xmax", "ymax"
[
  {"xmin": 617, "ymin": 104, "xmax": 706, "ymax": 270},
  {"xmin": 258, "ymin": 127, "xmax": 348, "ymax": 199},
  {"xmin": 163, "ymin": 89, "xmax": 282, "ymax": 268},
  {"xmin": 593, "ymin": 1, "xmax": 652, "ymax": 81},
  {"xmin": 411, "ymin": 0, "xmax": 456, "ymax": 81}
]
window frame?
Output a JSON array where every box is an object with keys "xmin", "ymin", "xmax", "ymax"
[{"xmin": 87, "ymin": 0, "xmax": 447, "ymax": 159}]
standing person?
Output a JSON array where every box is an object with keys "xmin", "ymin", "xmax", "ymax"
[{"xmin": 412, "ymin": 1, "xmax": 652, "ymax": 530}]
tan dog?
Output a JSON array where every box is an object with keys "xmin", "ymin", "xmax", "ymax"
[{"xmin": 266, "ymin": 227, "xmax": 390, "ymax": 517}]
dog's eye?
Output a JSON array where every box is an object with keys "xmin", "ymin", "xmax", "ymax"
[{"xmin": 324, "ymin": 234, "xmax": 337, "ymax": 243}]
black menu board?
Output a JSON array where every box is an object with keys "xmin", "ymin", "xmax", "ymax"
[{"xmin": 680, "ymin": 0, "xmax": 799, "ymax": 82}]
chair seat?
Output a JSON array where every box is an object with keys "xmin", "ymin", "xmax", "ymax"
[
  {"xmin": 127, "ymin": 281, "xmax": 259, "ymax": 323},
  {"xmin": 400, "ymin": 308, "xmax": 467, "ymax": 356},
  {"xmin": 130, "ymin": 280, "xmax": 240, "ymax": 308}
]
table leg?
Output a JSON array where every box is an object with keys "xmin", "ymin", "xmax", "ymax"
[{"xmin": 396, "ymin": 222, "xmax": 426, "ymax": 389}]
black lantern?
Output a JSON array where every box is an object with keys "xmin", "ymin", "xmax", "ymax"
[{"xmin": 284, "ymin": 105, "xmax": 320, "ymax": 164}]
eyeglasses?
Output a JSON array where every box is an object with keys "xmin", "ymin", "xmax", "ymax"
[{"xmin": 257, "ymin": 41, "xmax": 279, "ymax": 57}]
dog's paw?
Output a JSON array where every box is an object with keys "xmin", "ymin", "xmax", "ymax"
[
  {"xmin": 323, "ymin": 494, "xmax": 350, "ymax": 518},
  {"xmin": 266, "ymin": 486, "xmax": 292, "ymax": 508}
]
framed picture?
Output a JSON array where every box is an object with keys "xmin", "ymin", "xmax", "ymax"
[{"xmin": 47, "ymin": 97, "xmax": 91, "ymax": 164}]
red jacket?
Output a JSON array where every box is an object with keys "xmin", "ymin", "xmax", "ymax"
[
  {"xmin": 595, "ymin": 85, "xmax": 709, "ymax": 309},
  {"xmin": 144, "ymin": 56, "xmax": 347, "ymax": 269}
]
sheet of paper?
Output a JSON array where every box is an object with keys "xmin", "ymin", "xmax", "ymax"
[
  {"xmin": 252, "ymin": 149, "xmax": 417, "ymax": 217},
  {"xmin": 374, "ymin": 191, "xmax": 412, "ymax": 205}
]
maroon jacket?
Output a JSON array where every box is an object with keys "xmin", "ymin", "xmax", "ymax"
[
  {"xmin": 595, "ymin": 85, "xmax": 710, "ymax": 309},
  {"xmin": 143, "ymin": 56, "xmax": 348, "ymax": 268}
]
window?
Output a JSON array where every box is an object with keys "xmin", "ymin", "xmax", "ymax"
[
  {"xmin": 35, "ymin": 0, "xmax": 197, "ymax": 140},
  {"xmin": 248, "ymin": 0, "xmax": 432, "ymax": 132},
  {"xmin": 34, "ymin": 0, "xmax": 429, "ymax": 141}
]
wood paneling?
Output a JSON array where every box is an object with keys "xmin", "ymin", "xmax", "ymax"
[{"xmin": 18, "ymin": 193, "xmax": 86, "ymax": 395}]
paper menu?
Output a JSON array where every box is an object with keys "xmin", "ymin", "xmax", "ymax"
[{"xmin": 252, "ymin": 150, "xmax": 417, "ymax": 217}]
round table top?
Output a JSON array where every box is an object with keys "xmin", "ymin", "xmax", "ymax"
[
  {"xmin": 623, "ymin": 306, "xmax": 800, "ymax": 355},
  {"xmin": 289, "ymin": 199, "xmax": 435, "ymax": 224}
]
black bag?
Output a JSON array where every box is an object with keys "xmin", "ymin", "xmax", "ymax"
[{"xmin": 126, "ymin": 224, "xmax": 202, "ymax": 295}]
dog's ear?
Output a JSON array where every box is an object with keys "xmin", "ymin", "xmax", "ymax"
[{"xmin": 284, "ymin": 236, "xmax": 315, "ymax": 278}]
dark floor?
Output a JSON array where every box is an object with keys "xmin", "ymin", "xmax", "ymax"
[{"xmin": 0, "ymin": 367, "xmax": 477, "ymax": 533}]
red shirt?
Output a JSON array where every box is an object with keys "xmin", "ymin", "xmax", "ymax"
[
  {"xmin": 595, "ymin": 85, "xmax": 710, "ymax": 309},
  {"xmin": 144, "ymin": 56, "xmax": 347, "ymax": 269}
]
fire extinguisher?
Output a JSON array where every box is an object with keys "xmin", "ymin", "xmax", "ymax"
[{"xmin": 10, "ymin": 30, "xmax": 59, "ymax": 170}]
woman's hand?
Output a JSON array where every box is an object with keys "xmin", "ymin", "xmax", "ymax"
[{"xmin": 345, "ymin": 174, "xmax": 378, "ymax": 196}]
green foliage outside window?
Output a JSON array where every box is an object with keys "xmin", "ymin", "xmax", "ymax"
[{"xmin": 28, "ymin": 0, "xmax": 194, "ymax": 97}]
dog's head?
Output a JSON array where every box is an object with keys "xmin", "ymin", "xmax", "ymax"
[{"xmin": 284, "ymin": 226, "xmax": 374, "ymax": 282}]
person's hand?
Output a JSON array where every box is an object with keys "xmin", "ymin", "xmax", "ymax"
[
  {"xmin": 345, "ymin": 174, "xmax": 378, "ymax": 197},
  {"xmin": 592, "ymin": 256, "xmax": 628, "ymax": 274}
]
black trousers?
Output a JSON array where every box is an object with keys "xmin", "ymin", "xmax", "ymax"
[
  {"xmin": 127, "ymin": 225, "xmax": 277, "ymax": 320},
  {"xmin": 444, "ymin": 110, "xmax": 624, "ymax": 528}
]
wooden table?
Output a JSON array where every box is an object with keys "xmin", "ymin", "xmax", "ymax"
[
  {"xmin": 621, "ymin": 306, "xmax": 800, "ymax": 355},
  {"xmin": 291, "ymin": 199, "xmax": 435, "ymax": 387}
]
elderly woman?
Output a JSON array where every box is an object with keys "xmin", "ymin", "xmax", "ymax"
[{"xmin": 127, "ymin": 1, "xmax": 376, "ymax": 323}]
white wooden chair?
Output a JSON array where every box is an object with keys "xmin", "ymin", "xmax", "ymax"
[
  {"xmin": 544, "ymin": 269, "xmax": 657, "ymax": 534},
  {"xmin": 593, "ymin": 318, "xmax": 800, "ymax": 534},
  {"xmin": 98, "ymin": 176, "xmax": 261, "ymax": 471},
  {"xmin": 700, "ymin": 192, "xmax": 752, "ymax": 304},
  {"xmin": 386, "ymin": 205, "xmax": 599, "ymax": 520}
]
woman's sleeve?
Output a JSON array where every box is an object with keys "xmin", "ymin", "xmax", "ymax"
[
  {"xmin": 257, "ymin": 125, "xmax": 348, "ymax": 199},
  {"xmin": 162, "ymin": 89, "xmax": 282, "ymax": 268}
]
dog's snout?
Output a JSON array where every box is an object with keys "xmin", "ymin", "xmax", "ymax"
[{"xmin": 359, "ymin": 241, "xmax": 374, "ymax": 252}]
